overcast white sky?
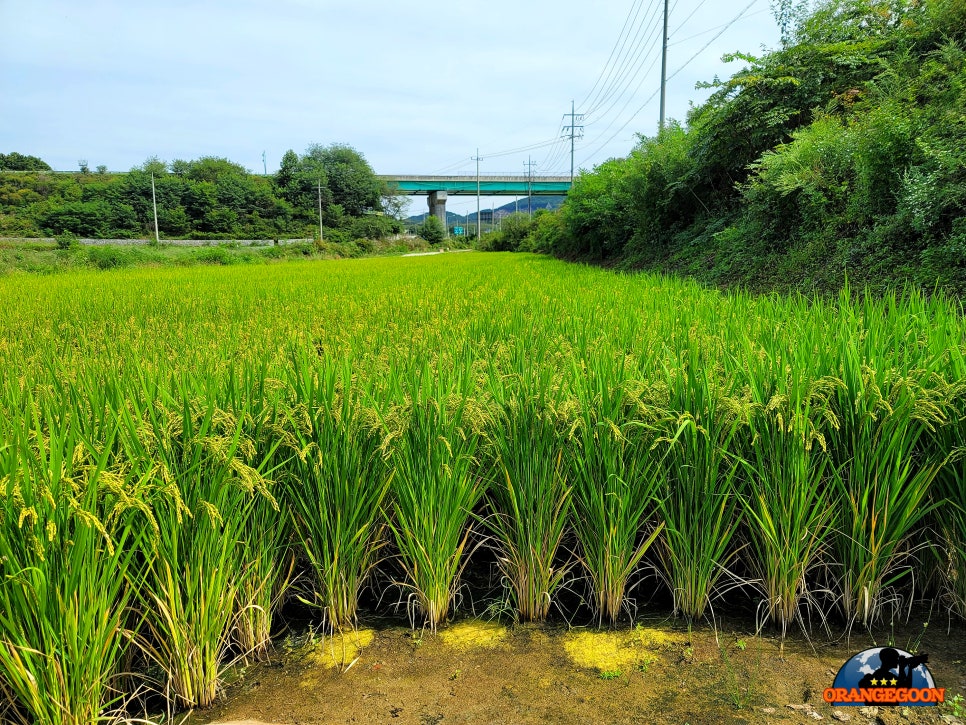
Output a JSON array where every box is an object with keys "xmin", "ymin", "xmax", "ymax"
[{"xmin": 1, "ymin": 0, "xmax": 781, "ymax": 215}]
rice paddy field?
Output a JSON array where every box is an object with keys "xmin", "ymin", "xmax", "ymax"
[{"xmin": 2, "ymin": 251, "xmax": 966, "ymax": 723}]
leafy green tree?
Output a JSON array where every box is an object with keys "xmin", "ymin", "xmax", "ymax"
[
  {"xmin": 419, "ymin": 215, "xmax": 445, "ymax": 244},
  {"xmin": 0, "ymin": 153, "xmax": 52, "ymax": 171},
  {"xmin": 183, "ymin": 182, "xmax": 217, "ymax": 227},
  {"xmin": 202, "ymin": 207, "xmax": 239, "ymax": 235},
  {"xmin": 528, "ymin": 207, "xmax": 568, "ymax": 253},
  {"xmin": 771, "ymin": 0, "xmax": 813, "ymax": 47},
  {"xmin": 39, "ymin": 201, "xmax": 114, "ymax": 237},
  {"xmin": 158, "ymin": 206, "xmax": 191, "ymax": 236},
  {"xmin": 323, "ymin": 203, "xmax": 346, "ymax": 228},
  {"xmin": 185, "ymin": 157, "xmax": 248, "ymax": 183},
  {"xmin": 381, "ymin": 182, "xmax": 410, "ymax": 220},
  {"xmin": 349, "ymin": 214, "xmax": 398, "ymax": 240},
  {"xmin": 215, "ymin": 175, "xmax": 251, "ymax": 215},
  {"xmin": 493, "ymin": 212, "xmax": 535, "ymax": 251},
  {"xmin": 169, "ymin": 159, "xmax": 191, "ymax": 176},
  {"xmin": 561, "ymin": 159, "xmax": 634, "ymax": 259},
  {"xmin": 274, "ymin": 148, "xmax": 332, "ymax": 220},
  {"xmin": 139, "ymin": 157, "xmax": 168, "ymax": 176},
  {"xmin": 796, "ymin": 0, "xmax": 922, "ymax": 44},
  {"xmin": 306, "ymin": 143, "xmax": 381, "ymax": 216}
]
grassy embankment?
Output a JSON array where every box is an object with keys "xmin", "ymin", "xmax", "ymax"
[{"xmin": 0, "ymin": 236, "xmax": 434, "ymax": 275}]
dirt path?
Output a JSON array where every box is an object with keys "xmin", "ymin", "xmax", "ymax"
[
  {"xmin": 401, "ymin": 249, "xmax": 474, "ymax": 257},
  {"xmin": 187, "ymin": 617, "xmax": 966, "ymax": 725}
]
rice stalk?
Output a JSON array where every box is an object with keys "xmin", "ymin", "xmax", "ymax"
[
  {"xmin": 483, "ymin": 400, "xmax": 572, "ymax": 622},
  {"xmin": 282, "ymin": 356, "xmax": 390, "ymax": 631},
  {"xmin": 737, "ymin": 398, "xmax": 837, "ymax": 636},
  {"xmin": 384, "ymin": 393, "xmax": 485, "ymax": 632},
  {"xmin": 129, "ymin": 390, "xmax": 274, "ymax": 709},
  {"xmin": 829, "ymin": 358, "xmax": 946, "ymax": 627},
  {"xmin": 567, "ymin": 361, "xmax": 669, "ymax": 626},
  {"xmin": 0, "ymin": 396, "xmax": 156, "ymax": 725}
]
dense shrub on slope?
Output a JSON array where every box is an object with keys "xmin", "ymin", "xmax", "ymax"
[{"xmin": 542, "ymin": 0, "xmax": 966, "ymax": 294}]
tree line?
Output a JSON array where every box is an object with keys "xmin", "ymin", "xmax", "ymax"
[
  {"xmin": 0, "ymin": 144, "xmax": 406, "ymax": 241},
  {"xmin": 492, "ymin": 0, "xmax": 966, "ymax": 294}
]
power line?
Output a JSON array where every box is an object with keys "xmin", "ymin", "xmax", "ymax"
[
  {"xmin": 667, "ymin": 0, "xmax": 759, "ymax": 84},
  {"xmin": 669, "ymin": 8, "xmax": 768, "ymax": 46},
  {"xmin": 431, "ymin": 136, "xmax": 560, "ymax": 176},
  {"xmin": 668, "ymin": 0, "xmax": 710, "ymax": 37},
  {"xmin": 433, "ymin": 1, "xmax": 765, "ymax": 183},
  {"xmin": 578, "ymin": 0, "xmax": 760, "ymax": 166},
  {"xmin": 577, "ymin": 0, "xmax": 651, "ymax": 112},
  {"xmin": 577, "ymin": 51, "xmax": 662, "ymax": 153},
  {"xmin": 484, "ymin": 137, "xmax": 563, "ymax": 158},
  {"xmin": 580, "ymin": 2, "xmax": 665, "ymax": 128},
  {"xmin": 541, "ymin": 138, "xmax": 572, "ymax": 174},
  {"xmin": 584, "ymin": 0, "xmax": 663, "ymax": 119}
]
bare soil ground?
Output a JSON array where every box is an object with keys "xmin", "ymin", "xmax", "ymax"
[{"xmin": 182, "ymin": 614, "xmax": 966, "ymax": 725}]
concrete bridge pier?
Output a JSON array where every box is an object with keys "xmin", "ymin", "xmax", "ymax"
[{"xmin": 428, "ymin": 190, "xmax": 447, "ymax": 231}]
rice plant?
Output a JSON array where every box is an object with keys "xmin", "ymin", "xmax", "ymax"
[
  {"xmin": 567, "ymin": 361, "xmax": 668, "ymax": 626},
  {"xmin": 0, "ymin": 251, "xmax": 964, "ymax": 715},
  {"xmin": 647, "ymin": 347, "xmax": 746, "ymax": 623},
  {"xmin": 384, "ymin": 391, "xmax": 486, "ymax": 632},
  {"xmin": 209, "ymin": 368, "xmax": 292, "ymax": 662},
  {"xmin": 234, "ymin": 482, "xmax": 290, "ymax": 660},
  {"xmin": 127, "ymin": 390, "xmax": 275, "ymax": 709},
  {"xmin": 482, "ymin": 400, "xmax": 572, "ymax": 622},
  {"xmin": 282, "ymin": 356, "xmax": 390, "ymax": 631},
  {"xmin": 0, "ymin": 397, "xmax": 156, "ymax": 725},
  {"xmin": 828, "ymin": 353, "xmax": 946, "ymax": 627},
  {"xmin": 656, "ymin": 411, "xmax": 744, "ymax": 622},
  {"xmin": 935, "ymin": 448, "xmax": 966, "ymax": 619},
  {"xmin": 736, "ymin": 397, "xmax": 838, "ymax": 636}
]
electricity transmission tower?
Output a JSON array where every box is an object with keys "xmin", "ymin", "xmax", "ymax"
[
  {"xmin": 562, "ymin": 100, "xmax": 584, "ymax": 181},
  {"xmin": 524, "ymin": 157, "xmax": 537, "ymax": 218}
]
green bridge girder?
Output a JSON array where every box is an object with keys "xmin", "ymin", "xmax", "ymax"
[{"xmin": 378, "ymin": 175, "xmax": 572, "ymax": 196}]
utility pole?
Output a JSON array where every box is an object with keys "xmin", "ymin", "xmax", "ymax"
[
  {"xmin": 562, "ymin": 100, "xmax": 584, "ymax": 181},
  {"xmin": 151, "ymin": 173, "xmax": 160, "ymax": 244},
  {"xmin": 472, "ymin": 148, "xmax": 482, "ymax": 239},
  {"xmin": 524, "ymin": 157, "xmax": 536, "ymax": 219},
  {"xmin": 262, "ymin": 151, "xmax": 267, "ymax": 175},
  {"xmin": 319, "ymin": 179, "xmax": 324, "ymax": 242},
  {"xmin": 659, "ymin": 0, "xmax": 669, "ymax": 131}
]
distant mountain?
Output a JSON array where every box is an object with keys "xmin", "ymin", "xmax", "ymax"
[{"xmin": 407, "ymin": 195, "xmax": 565, "ymax": 224}]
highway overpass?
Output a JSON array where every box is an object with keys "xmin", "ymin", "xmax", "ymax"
[{"xmin": 378, "ymin": 175, "xmax": 571, "ymax": 226}]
